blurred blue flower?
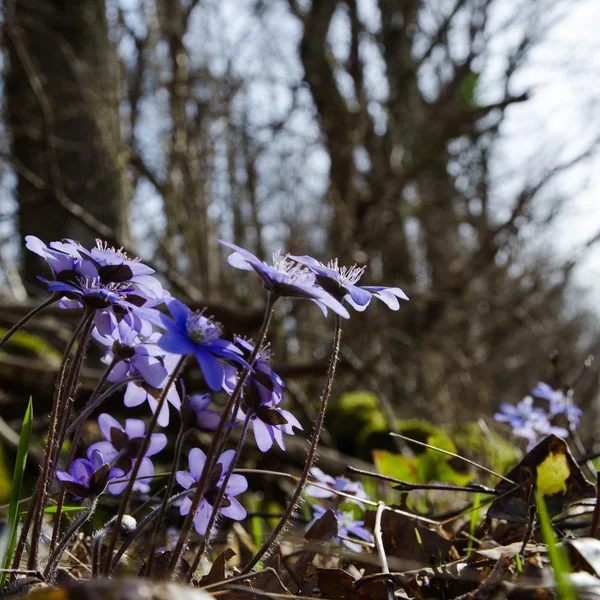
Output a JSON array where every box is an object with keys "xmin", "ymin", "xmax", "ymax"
[
  {"xmin": 494, "ymin": 395, "xmax": 569, "ymax": 450},
  {"xmin": 309, "ymin": 505, "xmax": 372, "ymax": 552},
  {"xmin": 305, "ymin": 467, "xmax": 369, "ymax": 508},
  {"xmin": 531, "ymin": 381, "xmax": 582, "ymax": 427}
]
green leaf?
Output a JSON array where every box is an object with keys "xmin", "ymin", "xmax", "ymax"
[
  {"xmin": 1, "ymin": 397, "xmax": 32, "ymax": 585},
  {"xmin": 43, "ymin": 505, "xmax": 86, "ymax": 514},
  {"xmin": 372, "ymin": 449, "xmax": 418, "ymax": 483},
  {"xmin": 536, "ymin": 490, "xmax": 576, "ymax": 600},
  {"xmin": 458, "ymin": 71, "xmax": 480, "ymax": 108}
]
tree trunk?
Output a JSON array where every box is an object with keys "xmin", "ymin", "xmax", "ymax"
[{"xmin": 4, "ymin": 0, "xmax": 129, "ymax": 289}]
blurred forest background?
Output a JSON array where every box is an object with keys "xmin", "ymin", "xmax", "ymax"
[{"xmin": 1, "ymin": 0, "xmax": 600, "ymax": 467}]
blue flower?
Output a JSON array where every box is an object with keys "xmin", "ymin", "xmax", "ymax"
[
  {"xmin": 87, "ymin": 414, "xmax": 167, "ymax": 495},
  {"xmin": 218, "ymin": 241, "xmax": 350, "ymax": 319},
  {"xmin": 305, "ymin": 468, "xmax": 369, "ymax": 508},
  {"xmin": 309, "ymin": 506, "xmax": 372, "ymax": 552},
  {"xmin": 531, "ymin": 382, "xmax": 582, "ymax": 427},
  {"xmin": 180, "ymin": 381, "xmax": 221, "ymax": 431},
  {"xmin": 56, "ymin": 449, "xmax": 123, "ymax": 500},
  {"xmin": 289, "ymin": 255, "xmax": 408, "ymax": 311},
  {"xmin": 157, "ymin": 298, "xmax": 249, "ymax": 392},
  {"xmin": 123, "ymin": 353, "xmax": 182, "ymax": 427},
  {"xmin": 224, "ymin": 338, "xmax": 302, "ymax": 452},
  {"xmin": 176, "ymin": 448, "xmax": 248, "ymax": 536},
  {"xmin": 494, "ymin": 396, "xmax": 569, "ymax": 450},
  {"xmin": 93, "ymin": 311, "xmax": 167, "ymax": 389}
]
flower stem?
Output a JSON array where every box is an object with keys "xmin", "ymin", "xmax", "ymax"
[
  {"xmin": 185, "ymin": 412, "xmax": 252, "ymax": 583},
  {"xmin": 108, "ymin": 489, "xmax": 193, "ymax": 574},
  {"xmin": 64, "ymin": 375, "xmax": 141, "ymax": 440},
  {"xmin": 43, "ymin": 498, "xmax": 97, "ymax": 582},
  {"xmin": 165, "ymin": 293, "xmax": 277, "ymax": 577},
  {"xmin": 0, "ymin": 294, "xmax": 58, "ymax": 350},
  {"xmin": 24, "ymin": 311, "xmax": 92, "ymax": 572},
  {"xmin": 241, "ymin": 314, "xmax": 342, "ymax": 573},
  {"xmin": 101, "ymin": 355, "xmax": 188, "ymax": 575},
  {"xmin": 144, "ymin": 421, "xmax": 188, "ymax": 576},
  {"xmin": 50, "ymin": 357, "xmax": 118, "ymax": 553}
]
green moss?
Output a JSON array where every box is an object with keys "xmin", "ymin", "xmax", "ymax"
[{"xmin": 0, "ymin": 328, "xmax": 61, "ymax": 364}]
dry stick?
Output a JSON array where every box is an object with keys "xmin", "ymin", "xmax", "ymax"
[
  {"xmin": 165, "ymin": 295, "xmax": 277, "ymax": 577},
  {"xmin": 50, "ymin": 356, "xmax": 117, "ymax": 553},
  {"xmin": 241, "ymin": 315, "xmax": 342, "ymax": 574},
  {"xmin": 0, "ymin": 294, "xmax": 58, "ymax": 350},
  {"xmin": 389, "ymin": 432, "xmax": 517, "ymax": 486},
  {"xmin": 144, "ymin": 421, "xmax": 188, "ymax": 576},
  {"xmin": 24, "ymin": 312, "xmax": 92, "ymax": 571},
  {"xmin": 374, "ymin": 501, "xmax": 395, "ymax": 600},
  {"xmin": 101, "ymin": 355, "xmax": 188, "ymax": 575},
  {"xmin": 235, "ymin": 467, "xmax": 439, "ymax": 526},
  {"xmin": 185, "ymin": 413, "xmax": 252, "ymax": 582},
  {"xmin": 346, "ymin": 465, "xmax": 498, "ymax": 495}
]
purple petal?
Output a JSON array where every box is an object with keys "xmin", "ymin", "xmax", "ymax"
[
  {"xmin": 193, "ymin": 501, "xmax": 212, "ymax": 536},
  {"xmin": 122, "ymin": 419, "xmax": 143, "ymax": 440},
  {"xmin": 252, "ymin": 419, "xmax": 274, "ymax": 452},
  {"xmin": 347, "ymin": 285, "xmax": 372, "ymax": 307},
  {"xmin": 164, "ymin": 298, "xmax": 192, "ymax": 331},
  {"xmin": 179, "ymin": 496, "xmax": 192, "ymax": 516},
  {"xmin": 147, "ymin": 433, "xmax": 167, "ymax": 456},
  {"xmin": 87, "ymin": 441, "xmax": 118, "ymax": 463},
  {"xmin": 226, "ymin": 474, "xmax": 248, "ymax": 496},
  {"xmin": 147, "ymin": 394, "xmax": 171, "ymax": 427},
  {"xmin": 25, "ymin": 235, "xmax": 48, "ymax": 258},
  {"xmin": 133, "ymin": 457, "xmax": 154, "ymax": 493},
  {"xmin": 56, "ymin": 469, "xmax": 73, "ymax": 483},
  {"xmin": 89, "ymin": 449, "xmax": 105, "ymax": 471},
  {"xmin": 157, "ymin": 332, "xmax": 196, "ymax": 356},
  {"xmin": 70, "ymin": 459, "xmax": 94, "ymax": 486},
  {"xmin": 217, "ymin": 449, "xmax": 235, "ymax": 476},
  {"xmin": 133, "ymin": 355, "xmax": 168, "ymax": 388},
  {"xmin": 176, "ymin": 471, "xmax": 196, "ymax": 490},
  {"xmin": 219, "ymin": 496, "xmax": 247, "ymax": 521},
  {"xmin": 124, "ymin": 382, "xmax": 148, "ymax": 407},
  {"xmin": 194, "ymin": 347, "xmax": 225, "ymax": 392},
  {"xmin": 188, "ymin": 448, "xmax": 207, "ymax": 481},
  {"xmin": 98, "ymin": 413, "xmax": 123, "ymax": 441}
]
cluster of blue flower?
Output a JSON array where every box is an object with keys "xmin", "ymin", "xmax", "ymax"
[
  {"xmin": 494, "ymin": 381, "xmax": 582, "ymax": 449},
  {"xmin": 10, "ymin": 235, "xmax": 408, "ymax": 577}
]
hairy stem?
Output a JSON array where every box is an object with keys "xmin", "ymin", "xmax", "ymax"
[
  {"xmin": 25, "ymin": 311, "xmax": 92, "ymax": 571},
  {"xmin": 109, "ymin": 489, "xmax": 193, "ymax": 573},
  {"xmin": 64, "ymin": 375, "xmax": 141, "ymax": 440},
  {"xmin": 241, "ymin": 315, "xmax": 342, "ymax": 573},
  {"xmin": 166, "ymin": 293, "xmax": 276, "ymax": 577},
  {"xmin": 48, "ymin": 317, "xmax": 96, "ymax": 553},
  {"xmin": 144, "ymin": 421, "xmax": 188, "ymax": 576},
  {"xmin": 0, "ymin": 294, "xmax": 58, "ymax": 350},
  {"xmin": 186, "ymin": 413, "xmax": 252, "ymax": 582},
  {"xmin": 44, "ymin": 498, "xmax": 97, "ymax": 582},
  {"xmin": 101, "ymin": 355, "xmax": 188, "ymax": 575}
]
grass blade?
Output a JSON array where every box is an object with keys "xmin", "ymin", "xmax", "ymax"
[
  {"xmin": 0, "ymin": 397, "xmax": 33, "ymax": 585},
  {"xmin": 535, "ymin": 490, "xmax": 575, "ymax": 600}
]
